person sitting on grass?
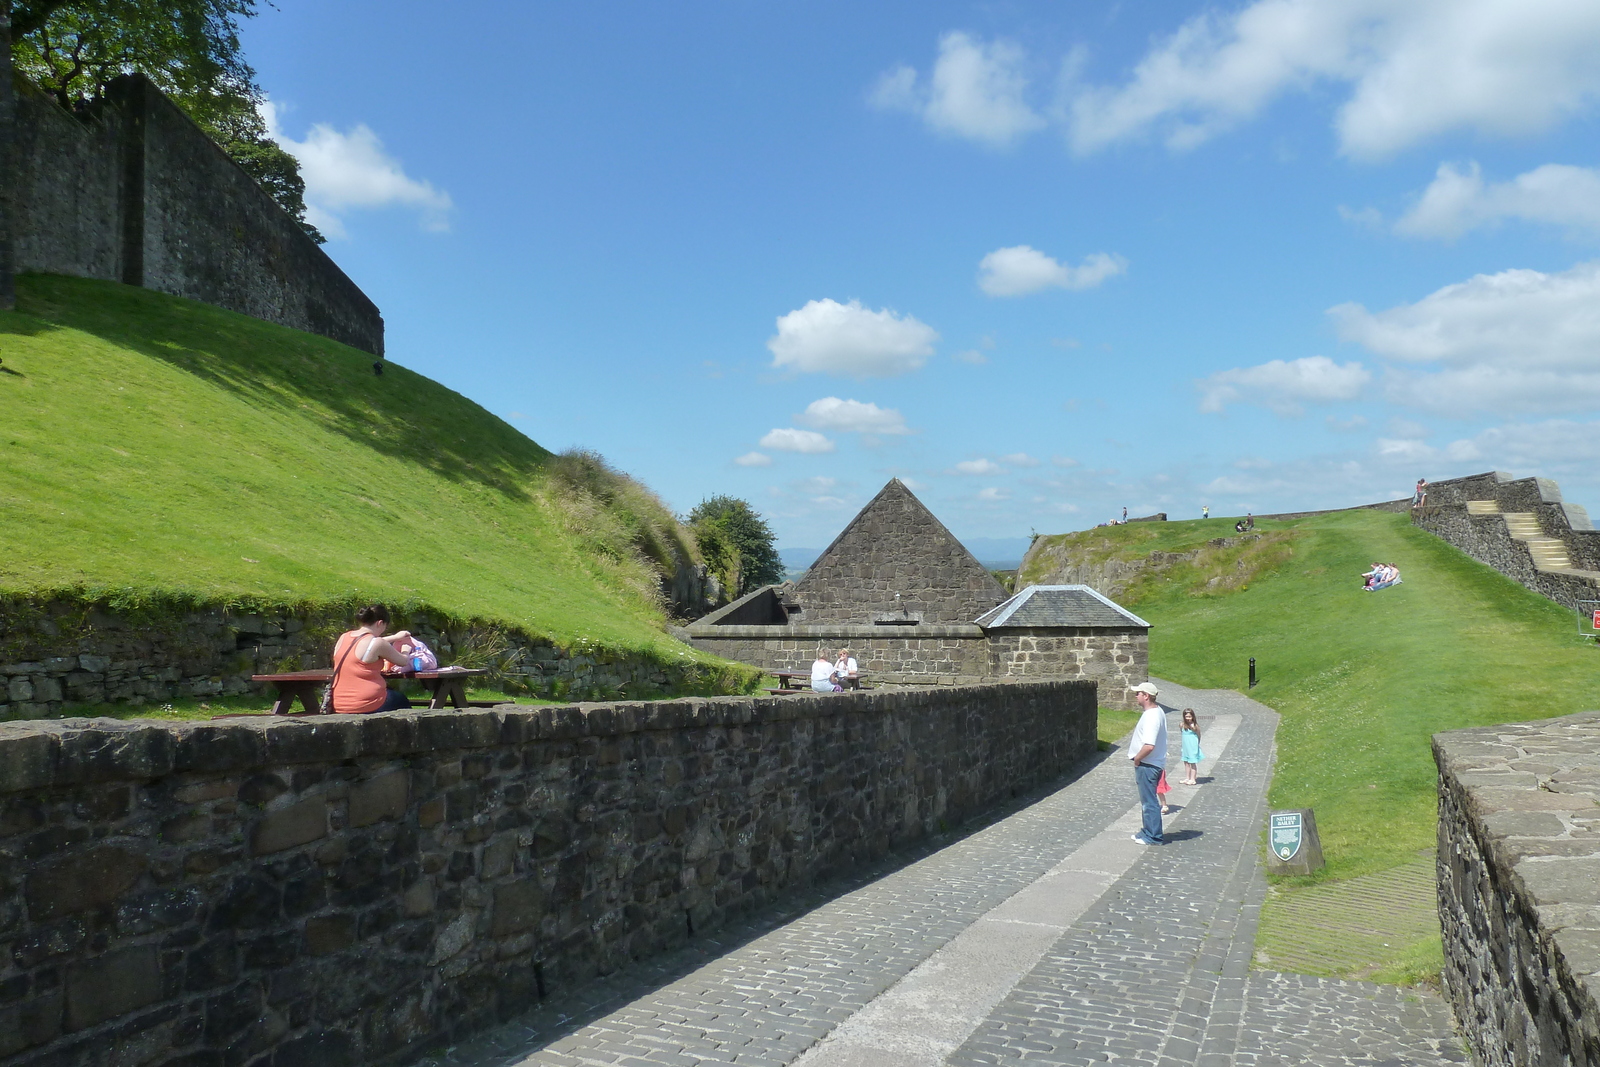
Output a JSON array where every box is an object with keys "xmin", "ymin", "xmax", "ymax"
[
  {"xmin": 1362, "ymin": 563, "xmax": 1401, "ymax": 591},
  {"xmin": 810, "ymin": 648, "xmax": 842, "ymax": 692},
  {"xmin": 330, "ymin": 604, "xmax": 414, "ymax": 713}
]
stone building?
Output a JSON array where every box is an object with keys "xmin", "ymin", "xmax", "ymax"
[{"xmin": 687, "ymin": 479, "xmax": 1151, "ymax": 705}]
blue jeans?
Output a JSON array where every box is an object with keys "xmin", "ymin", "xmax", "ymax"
[{"xmin": 1135, "ymin": 762, "xmax": 1165, "ymax": 842}]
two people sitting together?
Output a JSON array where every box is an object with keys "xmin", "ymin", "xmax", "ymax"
[
  {"xmin": 1362, "ymin": 562, "xmax": 1401, "ymax": 591},
  {"xmin": 810, "ymin": 647, "xmax": 859, "ymax": 692}
]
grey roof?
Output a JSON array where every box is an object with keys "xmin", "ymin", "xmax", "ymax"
[{"xmin": 974, "ymin": 585, "xmax": 1151, "ymax": 630}]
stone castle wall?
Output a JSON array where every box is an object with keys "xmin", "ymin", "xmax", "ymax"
[
  {"xmin": 8, "ymin": 76, "xmax": 383, "ymax": 354},
  {"xmin": 1434, "ymin": 711, "xmax": 1600, "ymax": 1066},
  {"xmin": 0, "ymin": 598, "xmax": 728, "ymax": 721},
  {"xmin": 1413, "ymin": 472, "xmax": 1600, "ymax": 613},
  {"xmin": 0, "ymin": 681, "xmax": 1096, "ymax": 1065}
]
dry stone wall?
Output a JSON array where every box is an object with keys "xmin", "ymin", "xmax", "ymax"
[
  {"xmin": 1434, "ymin": 712, "xmax": 1600, "ymax": 1066},
  {"xmin": 0, "ymin": 681, "xmax": 1096, "ymax": 1065},
  {"xmin": 0, "ymin": 598, "xmax": 711, "ymax": 721}
]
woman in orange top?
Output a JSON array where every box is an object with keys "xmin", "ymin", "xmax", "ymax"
[{"xmin": 329, "ymin": 604, "xmax": 414, "ymax": 714}]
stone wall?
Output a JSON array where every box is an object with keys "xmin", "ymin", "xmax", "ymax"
[
  {"xmin": 986, "ymin": 628, "xmax": 1147, "ymax": 707},
  {"xmin": 0, "ymin": 597, "xmax": 730, "ymax": 721},
  {"xmin": 1413, "ymin": 471, "xmax": 1600, "ymax": 613},
  {"xmin": 8, "ymin": 76, "xmax": 383, "ymax": 355},
  {"xmin": 689, "ymin": 625, "xmax": 992, "ymax": 684},
  {"xmin": 688, "ymin": 624, "xmax": 1147, "ymax": 705},
  {"xmin": 1433, "ymin": 711, "xmax": 1600, "ymax": 1067},
  {"xmin": 0, "ymin": 681, "xmax": 1096, "ymax": 1065}
]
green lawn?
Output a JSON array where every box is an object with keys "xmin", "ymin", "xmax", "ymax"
[{"xmin": 0, "ymin": 274, "xmax": 722, "ymax": 667}]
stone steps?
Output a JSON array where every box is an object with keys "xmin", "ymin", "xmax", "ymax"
[
  {"xmin": 1465, "ymin": 500, "xmax": 1500, "ymax": 516},
  {"xmin": 1498, "ymin": 512, "xmax": 1575, "ymax": 571}
]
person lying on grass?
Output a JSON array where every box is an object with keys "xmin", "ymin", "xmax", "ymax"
[{"xmin": 1361, "ymin": 563, "xmax": 1401, "ymax": 591}]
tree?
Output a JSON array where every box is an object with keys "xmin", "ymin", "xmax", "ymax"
[
  {"xmin": 688, "ymin": 496, "xmax": 782, "ymax": 596},
  {"xmin": 10, "ymin": 0, "xmax": 323, "ymax": 241}
]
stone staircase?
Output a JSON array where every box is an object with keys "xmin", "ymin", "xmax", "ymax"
[{"xmin": 1468, "ymin": 501, "xmax": 1576, "ymax": 572}]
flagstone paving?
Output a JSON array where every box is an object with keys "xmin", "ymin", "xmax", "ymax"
[{"xmin": 416, "ymin": 681, "xmax": 1466, "ymax": 1066}]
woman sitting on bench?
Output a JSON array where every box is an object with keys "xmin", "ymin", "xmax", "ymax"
[{"xmin": 330, "ymin": 604, "xmax": 415, "ymax": 713}]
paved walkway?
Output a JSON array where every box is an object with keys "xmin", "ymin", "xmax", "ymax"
[{"xmin": 417, "ymin": 682, "xmax": 1465, "ymax": 1067}]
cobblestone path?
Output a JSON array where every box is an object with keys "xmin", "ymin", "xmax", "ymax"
[{"xmin": 417, "ymin": 682, "xmax": 1465, "ymax": 1067}]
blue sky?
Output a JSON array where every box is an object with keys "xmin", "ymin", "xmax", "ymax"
[{"xmin": 245, "ymin": 0, "xmax": 1600, "ymax": 549}]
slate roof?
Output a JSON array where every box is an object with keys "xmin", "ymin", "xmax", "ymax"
[{"xmin": 974, "ymin": 585, "xmax": 1151, "ymax": 630}]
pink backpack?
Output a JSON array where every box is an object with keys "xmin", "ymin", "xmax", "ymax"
[{"xmin": 397, "ymin": 637, "xmax": 438, "ymax": 671}]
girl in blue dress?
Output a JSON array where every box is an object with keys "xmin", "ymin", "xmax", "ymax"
[{"xmin": 1180, "ymin": 708, "xmax": 1205, "ymax": 785}]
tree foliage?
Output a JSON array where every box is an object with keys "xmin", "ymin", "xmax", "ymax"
[
  {"xmin": 688, "ymin": 496, "xmax": 782, "ymax": 596},
  {"xmin": 11, "ymin": 0, "xmax": 323, "ymax": 241}
]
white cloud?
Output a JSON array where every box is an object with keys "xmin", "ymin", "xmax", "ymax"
[
  {"xmin": 759, "ymin": 428, "xmax": 835, "ymax": 454},
  {"xmin": 978, "ymin": 487, "xmax": 1012, "ymax": 501},
  {"xmin": 870, "ymin": 32, "xmax": 1045, "ymax": 147},
  {"xmin": 1326, "ymin": 414, "xmax": 1368, "ymax": 432},
  {"xmin": 954, "ymin": 349, "xmax": 989, "ymax": 364},
  {"xmin": 1051, "ymin": 456, "xmax": 1081, "ymax": 468},
  {"xmin": 977, "ymin": 246, "xmax": 1127, "ymax": 297},
  {"xmin": 953, "ymin": 458, "xmax": 1003, "ymax": 475},
  {"xmin": 735, "ymin": 452, "xmax": 773, "ymax": 467},
  {"xmin": 768, "ymin": 299, "xmax": 939, "ymax": 378},
  {"xmin": 795, "ymin": 397, "xmax": 911, "ymax": 435},
  {"xmin": 1001, "ymin": 453, "xmax": 1040, "ymax": 467},
  {"xmin": 1197, "ymin": 355, "xmax": 1372, "ymax": 415},
  {"xmin": 1330, "ymin": 261, "xmax": 1600, "ymax": 414},
  {"xmin": 1396, "ymin": 161, "xmax": 1600, "ymax": 239},
  {"xmin": 1065, "ymin": 0, "xmax": 1600, "ymax": 159},
  {"xmin": 264, "ymin": 101, "xmax": 453, "ymax": 238},
  {"xmin": 796, "ymin": 476, "xmax": 839, "ymax": 494}
]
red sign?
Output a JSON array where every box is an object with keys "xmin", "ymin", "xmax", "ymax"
[{"xmin": 1593, "ymin": 610, "xmax": 1600, "ymax": 630}]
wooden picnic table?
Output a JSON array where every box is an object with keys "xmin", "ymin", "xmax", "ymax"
[
  {"xmin": 251, "ymin": 665, "xmax": 489, "ymax": 714},
  {"xmin": 771, "ymin": 669, "xmax": 867, "ymax": 693}
]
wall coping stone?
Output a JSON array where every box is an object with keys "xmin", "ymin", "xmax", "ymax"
[
  {"xmin": 1434, "ymin": 710, "xmax": 1600, "ymax": 1063},
  {"xmin": 0, "ymin": 682, "xmax": 1093, "ymax": 794},
  {"xmin": 688, "ymin": 623, "xmax": 987, "ymax": 638}
]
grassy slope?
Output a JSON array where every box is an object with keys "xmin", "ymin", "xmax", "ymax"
[
  {"xmin": 1096, "ymin": 509, "xmax": 1600, "ymax": 878},
  {"xmin": 1042, "ymin": 510, "xmax": 1600, "ymax": 982},
  {"xmin": 0, "ymin": 274, "xmax": 704, "ymax": 660}
]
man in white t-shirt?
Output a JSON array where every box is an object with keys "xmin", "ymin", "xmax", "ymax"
[{"xmin": 1128, "ymin": 681, "xmax": 1168, "ymax": 845}]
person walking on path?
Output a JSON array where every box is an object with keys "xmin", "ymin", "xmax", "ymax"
[
  {"xmin": 1180, "ymin": 708, "xmax": 1206, "ymax": 785},
  {"xmin": 1128, "ymin": 681, "xmax": 1168, "ymax": 844}
]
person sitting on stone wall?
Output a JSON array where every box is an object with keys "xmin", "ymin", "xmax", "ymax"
[{"xmin": 811, "ymin": 649, "xmax": 843, "ymax": 692}]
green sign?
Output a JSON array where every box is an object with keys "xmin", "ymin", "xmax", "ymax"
[{"xmin": 1271, "ymin": 812, "xmax": 1303, "ymax": 861}]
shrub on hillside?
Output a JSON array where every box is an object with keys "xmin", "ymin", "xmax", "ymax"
[{"xmin": 545, "ymin": 450, "xmax": 701, "ymax": 612}]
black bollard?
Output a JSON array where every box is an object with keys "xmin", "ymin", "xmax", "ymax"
[
  {"xmin": 1249, "ymin": 657, "xmax": 1257, "ymax": 688},
  {"xmin": 373, "ymin": 361, "xmax": 384, "ymax": 376}
]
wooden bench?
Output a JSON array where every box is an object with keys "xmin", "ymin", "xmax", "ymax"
[{"xmin": 252, "ymin": 666, "xmax": 489, "ymax": 714}]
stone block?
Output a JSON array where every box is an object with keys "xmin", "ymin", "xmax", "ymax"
[
  {"xmin": 77, "ymin": 655, "xmax": 111, "ymax": 672},
  {"xmin": 250, "ymin": 796, "xmax": 328, "ymax": 855},
  {"xmin": 491, "ymin": 880, "xmax": 544, "ymax": 937},
  {"xmin": 304, "ymin": 914, "xmax": 357, "ymax": 955},
  {"xmin": 27, "ymin": 846, "xmax": 149, "ymax": 920},
  {"xmin": 7, "ymin": 678, "xmax": 32, "ymax": 703},
  {"xmin": 403, "ymin": 880, "xmax": 435, "ymax": 917},
  {"xmin": 348, "ymin": 771, "xmax": 408, "ymax": 828},
  {"xmin": 65, "ymin": 945, "xmax": 161, "ymax": 1031}
]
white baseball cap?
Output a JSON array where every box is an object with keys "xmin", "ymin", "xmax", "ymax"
[{"xmin": 1129, "ymin": 682, "xmax": 1160, "ymax": 696}]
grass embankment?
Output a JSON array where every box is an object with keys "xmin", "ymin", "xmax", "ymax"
[
  {"xmin": 1036, "ymin": 509, "xmax": 1600, "ymax": 982},
  {"xmin": 0, "ymin": 274, "xmax": 749, "ymax": 694}
]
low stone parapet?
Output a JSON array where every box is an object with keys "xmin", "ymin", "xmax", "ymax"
[
  {"xmin": 0, "ymin": 680, "xmax": 1095, "ymax": 1065},
  {"xmin": 1434, "ymin": 711, "xmax": 1600, "ymax": 1066}
]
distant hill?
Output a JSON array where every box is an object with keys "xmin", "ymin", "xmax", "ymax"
[{"xmin": 0, "ymin": 274, "xmax": 719, "ymax": 662}]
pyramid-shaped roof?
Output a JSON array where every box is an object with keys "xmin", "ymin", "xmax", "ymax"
[
  {"xmin": 975, "ymin": 585, "xmax": 1150, "ymax": 630},
  {"xmin": 793, "ymin": 479, "xmax": 1009, "ymax": 623}
]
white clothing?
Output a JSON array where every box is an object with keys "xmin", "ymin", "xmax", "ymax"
[
  {"xmin": 1129, "ymin": 704, "xmax": 1168, "ymax": 766},
  {"xmin": 811, "ymin": 659, "xmax": 837, "ymax": 692},
  {"xmin": 836, "ymin": 656, "xmax": 858, "ymax": 678}
]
